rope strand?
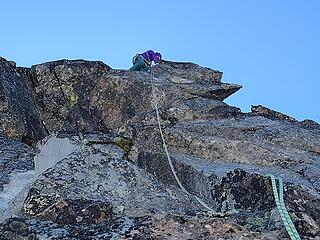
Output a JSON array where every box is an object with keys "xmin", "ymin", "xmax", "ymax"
[
  {"xmin": 269, "ymin": 174, "xmax": 301, "ymax": 240},
  {"xmin": 150, "ymin": 67, "xmax": 223, "ymax": 216}
]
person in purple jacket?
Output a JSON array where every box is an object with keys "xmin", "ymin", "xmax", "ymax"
[{"xmin": 129, "ymin": 50, "xmax": 162, "ymax": 71}]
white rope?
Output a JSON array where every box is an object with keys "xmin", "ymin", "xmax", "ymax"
[{"xmin": 149, "ymin": 67, "xmax": 224, "ymax": 216}]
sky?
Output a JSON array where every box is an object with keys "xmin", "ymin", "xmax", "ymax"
[{"xmin": 1, "ymin": 0, "xmax": 319, "ymax": 122}]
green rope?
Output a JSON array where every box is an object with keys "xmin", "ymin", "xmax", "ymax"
[{"xmin": 269, "ymin": 174, "xmax": 301, "ymax": 240}]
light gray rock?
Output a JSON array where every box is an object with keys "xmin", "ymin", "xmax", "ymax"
[
  {"xmin": 23, "ymin": 136, "xmax": 197, "ymax": 219},
  {"xmin": 0, "ymin": 136, "xmax": 80, "ymax": 222},
  {"xmin": 0, "ymin": 135, "xmax": 36, "ymax": 192},
  {"xmin": 1, "ymin": 56, "xmax": 319, "ymax": 239}
]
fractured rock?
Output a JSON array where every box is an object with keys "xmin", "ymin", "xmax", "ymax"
[
  {"xmin": 0, "ymin": 57, "xmax": 47, "ymax": 143},
  {"xmin": 1, "ymin": 56, "xmax": 319, "ymax": 239}
]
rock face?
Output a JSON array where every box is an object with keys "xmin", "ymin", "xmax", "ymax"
[
  {"xmin": 0, "ymin": 57, "xmax": 47, "ymax": 144},
  {"xmin": 0, "ymin": 136, "xmax": 36, "ymax": 192},
  {"xmin": 28, "ymin": 59, "xmax": 240, "ymax": 133},
  {"xmin": 0, "ymin": 56, "xmax": 319, "ymax": 239},
  {"xmin": 30, "ymin": 59, "xmax": 111, "ymax": 133}
]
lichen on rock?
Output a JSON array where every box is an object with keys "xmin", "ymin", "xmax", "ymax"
[{"xmin": 0, "ymin": 56, "xmax": 319, "ymax": 239}]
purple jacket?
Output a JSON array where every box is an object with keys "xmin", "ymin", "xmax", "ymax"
[{"xmin": 141, "ymin": 50, "xmax": 160, "ymax": 64}]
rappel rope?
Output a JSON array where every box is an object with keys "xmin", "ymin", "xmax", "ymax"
[
  {"xmin": 149, "ymin": 66, "xmax": 303, "ymax": 236},
  {"xmin": 269, "ymin": 175, "xmax": 301, "ymax": 240},
  {"xmin": 149, "ymin": 67, "xmax": 223, "ymax": 216}
]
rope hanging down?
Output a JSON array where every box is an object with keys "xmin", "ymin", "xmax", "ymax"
[
  {"xmin": 269, "ymin": 174, "xmax": 301, "ymax": 240},
  {"xmin": 149, "ymin": 67, "xmax": 223, "ymax": 216},
  {"xmin": 149, "ymin": 68, "xmax": 304, "ymax": 237}
]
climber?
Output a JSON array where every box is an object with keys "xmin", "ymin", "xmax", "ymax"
[{"xmin": 129, "ymin": 50, "xmax": 162, "ymax": 71}]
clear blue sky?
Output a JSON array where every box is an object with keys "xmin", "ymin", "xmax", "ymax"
[{"xmin": 1, "ymin": 0, "xmax": 319, "ymax": 122}]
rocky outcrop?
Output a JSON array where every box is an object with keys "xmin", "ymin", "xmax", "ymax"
[
  {"xmin": 0, "ymin": 135, "xmax": 288, "ymax": 239},
  {"xmin": 134, "ymin": 113, "xmax": 320, "ymax": 237},
  {"xmin": 0, "ymin": 57, "xmax": 47, "ymax": 144},
  {"xmin": 251, "ymin": 105, "xmax": 296, "ymax": 121},
  {"xmin": 0, "ymin": 56, "xmax": 319, "ymax": 239},
  {"xmin": 0, "ymin": 136, "xmax": 36, "ymax": 192},
  {"xmin": 30, "ymin": 59, "xmax": 111, "ymax": 134},
  {"xmin": 152, "ymin": 60, "xmax": 223, "ymax": 84},
  {"xmin": 28, "ymin": 59, "xmax": 241, "ymax": 132}
]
